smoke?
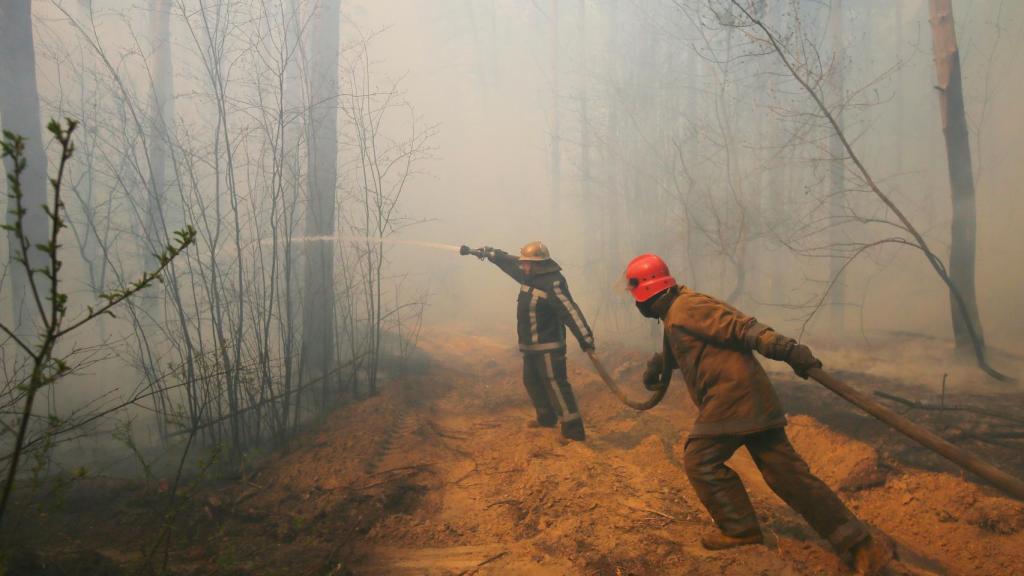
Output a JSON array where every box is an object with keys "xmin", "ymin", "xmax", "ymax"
[{"xmin": 2, "ymin": 0, "xmax": 1021, "ymax": 477}]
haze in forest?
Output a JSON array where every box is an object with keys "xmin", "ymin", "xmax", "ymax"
[{"xmin": 0, "ymin": 0, "xmax": 1022, "ymax": 474}]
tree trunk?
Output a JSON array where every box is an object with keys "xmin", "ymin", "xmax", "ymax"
[
  {"xmin": 604, "ymin": 0, "xmax": 621, "ymax": 291},
  {"xmin": 147, "ymin": 0, "xmax": 174, "ymax": 264},
  {"xmin": 895, "ymin": 0, "xmax": 905, "ymax": 179},
  {"xmin": 828, "ymin": 0, "xmax": 846, "ymax": 334},
  {"xmin": 548, "ymin": 0, "xmax": 561, "ymax": 245},
  {"xmin": 578, "ymin": 0, "xmax": 591, "ymax": 277},
  {"xmin": 0, "ymin": 0, "xmax": 48, "ymax": 334},
  {"xmin": 927, "ymin": 0, "xmax": 984, "ymax": 351},
  {"xmin": 301, "ymin": 0, "xmax": 340, "ymax": 396}
]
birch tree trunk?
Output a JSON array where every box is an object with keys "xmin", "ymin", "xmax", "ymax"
[{"xmin": 928, "ymin": 0, "xmax": 984, "ymax": 351}]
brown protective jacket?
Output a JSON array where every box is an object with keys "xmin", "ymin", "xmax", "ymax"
[{"xmin": 661, "ymin": 286, "xmax": 786, "ymax": 438}]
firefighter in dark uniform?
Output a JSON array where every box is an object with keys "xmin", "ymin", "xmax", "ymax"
[
  {"xmin": 464, "ymin": 241, "xmax": 594, "ymax": 441},
  {"xmin": 623, "ymin": 253, "xmax": 892, "ymax": 575}
]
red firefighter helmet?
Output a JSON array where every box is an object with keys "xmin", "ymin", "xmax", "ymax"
[{"xmin": 624, "ymin": 254, "xmax": 677, "ymax": 302}]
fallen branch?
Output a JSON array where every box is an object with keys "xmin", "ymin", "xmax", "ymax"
[
  {"xmin": 356, "ymin": 464, "xmax": 433, "ymax": 491},
  {"xmin": 457, "ymin": 551, "xmax": 509, "ymax": 576},
  {"xmin": 874, "ymin": 390, "xmax": 1024, "ymax": 425},
  {"xmin": 485, "ymin": 498, "xmax": 521, "ymax": 510},
  {"xmin": 622, "ymin": 502, "xmax": 678, "ymax": 522}
]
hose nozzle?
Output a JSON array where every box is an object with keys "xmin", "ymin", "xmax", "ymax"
[{"xmin": 460, "ymin": 245, "xmax": 488, "ymax": 259}]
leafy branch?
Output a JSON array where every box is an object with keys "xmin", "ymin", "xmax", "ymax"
[{"xmin": 0, "ymin": 119, "xmax": 197, "ymax": 527}]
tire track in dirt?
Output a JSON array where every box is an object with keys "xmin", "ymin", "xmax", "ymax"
[{"xmin": 365, "ymin": 409, "xmax": 423, "ymax": 476}]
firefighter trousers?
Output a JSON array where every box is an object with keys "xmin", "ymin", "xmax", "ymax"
[
  {"xmin": 684, "ymin": 427, "xmax": 867, "ymax": 553},
  {"xmin": 522, "ymin": 351, "xmax": 585, "ymax": 439}
]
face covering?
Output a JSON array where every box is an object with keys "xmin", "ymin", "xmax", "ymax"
[
  {"xmin": 636, "ymin": 298, "xmax": 660, "ymax": 319},
  {"xmin": 636, "ymin": 287, "xmax": 678, "ymax": 319}
]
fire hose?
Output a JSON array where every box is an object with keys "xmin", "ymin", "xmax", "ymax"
[
  {"xmin": 459, "ymin": 244, "xmax": 1024, "ymax": 500},
  {"xmin": 589, "ymin": 351, "xmax": 1024, "ymax": 501},
  {"xmin": 805, "ymin": 366, "xmax": 1024, "ymax": 501},
  {"xmin": 585, "ymin": 350, "xmax": 671, "ymax": 411}
]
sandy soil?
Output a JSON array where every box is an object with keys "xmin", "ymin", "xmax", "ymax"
[{"xmin": 15, "ymin": 327, "xmax": 1024, "ymax": 575}]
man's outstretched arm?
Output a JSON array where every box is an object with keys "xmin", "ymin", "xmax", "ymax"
[
  {"xmin": 744, "ymin": 323, "xmax": 822, "ymax": 379},
  {"xmin": 462, "ymin": 246, "xmax": 526, "ymax": 283},
  {"xmin": 549, "ymin": 279, "xmax": 595, "ymax": 351}
]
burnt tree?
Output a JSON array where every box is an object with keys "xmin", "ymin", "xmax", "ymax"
[{"xmin": 928, "ymin": 0, "xmax": 985, "ymax": 352}]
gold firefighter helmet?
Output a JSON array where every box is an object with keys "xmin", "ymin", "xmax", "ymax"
[{"xmin": 519, "ymin": 241, "xmax": 551, "ymax": 262}]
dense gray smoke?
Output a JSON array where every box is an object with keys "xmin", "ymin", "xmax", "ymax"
[{"xmin": 0, "ymin": 0, "xmax": 1021, "ymax": 475}]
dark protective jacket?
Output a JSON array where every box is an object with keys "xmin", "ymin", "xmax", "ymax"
[
  {"xmin": 655, "ymin": 286, "xmax": 787, "ymax": 438},
  {"xmin": 488, "ymin": 250, "xmax": 595, "ymax": 353}
]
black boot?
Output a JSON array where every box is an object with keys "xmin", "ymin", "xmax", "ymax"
[{"xmin": 560, "ymin": 418, "xmax": 586, "ymax": 441}]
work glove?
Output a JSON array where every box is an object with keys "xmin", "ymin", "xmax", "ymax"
[
  {"xmin": 580, "ymin": 338, "xmax": 596, "ymax": 353},
  {"xmin": 786, "ymin": 344, "xmax": 822, "ymax": 379},
  {"xmin": 643, "ymin": 352, "xmax": 664, "ymax": 391}
]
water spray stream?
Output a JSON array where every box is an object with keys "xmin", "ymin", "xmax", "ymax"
[
  {"xmin": 269, "ymin": 235, "xmax": 461, "ymax": 252},
  {"xmin": 192, "ymin": 234, "xmax": 461, "ymax": 260}
]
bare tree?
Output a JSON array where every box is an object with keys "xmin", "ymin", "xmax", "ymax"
[
  {"xmin": 147, "ymin": 0, "xmax": 175, "ymax": 271},
  {"xmin": 827, "ymin": 0, "xmax": 847, "ymax": 332},
  {"xmin": 927, "ymin": 0, "xmax": 985, "ymax": 352},
  {"xmin": 724, "ymin": 0, "xmax": 1011, "ymax": 382},
  {"xmin": 342, "ymin": 30, "xmax": 437, "ymax": 397},
  {"xmin": 0, "ymin": 120, "xmax": 196, "ymax": 525},
  {"xmin": 300, "ymin": 0, "xmax": 341, "ymax": 400}
]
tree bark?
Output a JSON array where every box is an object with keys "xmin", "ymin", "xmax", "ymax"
[
  {"xmin": 147, "ymin": 0, "xmax": 174, "ymax": 265},
  {"xmin": 301, "ymin": 0, "xmax": 340, "ymax": 395},
  {"xmin": 0, "ymin": 0, "xmax": 49, "ymax": 333},
  {"xmin": 927, "ymin": 0, "xmax": 984, "ymax": 351}
]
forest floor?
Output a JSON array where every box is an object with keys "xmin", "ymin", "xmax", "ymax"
[{"xmin": 11, "ymin": 326, "xmax": 1024, "ymax": 575}]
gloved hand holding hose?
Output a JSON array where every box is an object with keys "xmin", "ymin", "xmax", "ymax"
[
  {"xmin": 747, "ymin": 325, "xmax": 823, "ymax": 379},
  {"xmin": 643, "ymin": 352, "xmax": 664, "ymax": 391}
]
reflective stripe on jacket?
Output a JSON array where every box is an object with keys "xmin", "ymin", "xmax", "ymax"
[{"xmin": 489, "ymin": 250, "xmax": 594, "ymax": 353}]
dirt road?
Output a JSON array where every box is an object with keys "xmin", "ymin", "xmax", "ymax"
[
  {"xmin": 167, "ymin": 328, "xmax": 1018, "ymax": 575},
  {"xmin": 24, "ymin": 328, "xmax": 1024, "ymax": 575}
]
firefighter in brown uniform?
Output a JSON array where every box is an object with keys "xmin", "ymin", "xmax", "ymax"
[
  {"xmin": 623, "ymin": 253, "xmax": 892, "ymax": 575},
  {"xmin": 462, "ymin": 241, "xmax": 594, "ymax": 441}
]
